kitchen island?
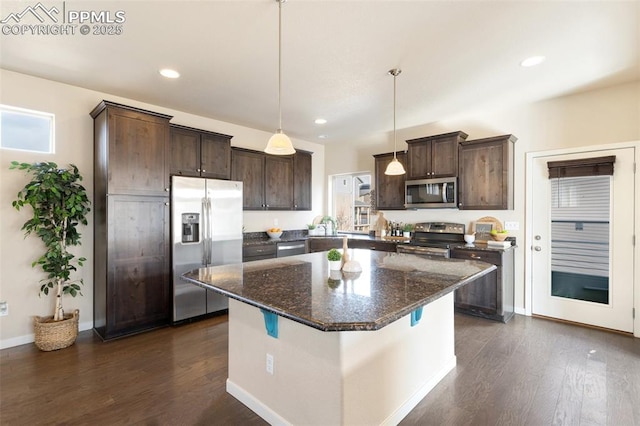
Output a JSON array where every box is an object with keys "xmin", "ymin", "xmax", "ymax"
[{"xmin": 183, "ymin": 249, "xmax": 495, "ymax": 425}]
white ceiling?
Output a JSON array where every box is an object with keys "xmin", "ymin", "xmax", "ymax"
[{"xmin": 1, "ymin": 1, "xmax": 638, "ymax": 146}]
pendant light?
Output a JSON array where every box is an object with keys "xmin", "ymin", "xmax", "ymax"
[
  {"xmin": 384, "ymin": 68, "xmax": 406, "ymax": 176},
  {"xmin": 265, "ymin": 0, "xmax": 296, "ymax": 155}
]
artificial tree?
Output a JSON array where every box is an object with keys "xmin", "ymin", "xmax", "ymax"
[{"xmin": 10, "ymin": 161, "xmax": 91, "ymax": 321}]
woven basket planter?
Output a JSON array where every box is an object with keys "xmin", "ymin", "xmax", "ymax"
[{"xmin": 34, "ymin": 309, "xmax": 79, "ymax": 351}]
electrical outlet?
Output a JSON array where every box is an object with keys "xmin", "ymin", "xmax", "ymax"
[
  {"xmin": 0, "ymin": 301, "xmax": 8, "ymax": 317},
  {"xmin": 504, "ymin": 221, "xmax": 519, "ymax": 231},
  {"xmin": 266, "ymin": 353, "xmax": 274, "ymax": 375}
]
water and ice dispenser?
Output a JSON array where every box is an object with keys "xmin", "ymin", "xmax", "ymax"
[{"xmin": 181, "ymin": 213, "xmax": 200, "ymax": 243}]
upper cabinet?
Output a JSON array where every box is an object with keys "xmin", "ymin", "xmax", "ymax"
[
  {"xmin": 406, "ymin": 131, "xmax": 468, "ymax": 179},
  {"xmin": 264, "ymin": 155, "xmax": 294, "ymax": 210},
  {"xmin": 458, "ymin": 134, "xmax": 517, "ymax": 210},
  {"xmin": 373, "ymin": 152, "xmax": 407, "ymax": 210},
  {"xmin": 231, "ymin": 148, "xmax": 311, "ymax": 210},
  {"xmin": 170, "ymin": 124, "xmax": 232, "ymax": 180},
  {"xmin": 91, "ymin": 101, "xmax": 171, "ymax": 196},
  {"xmin": 293, "ymin": 150, "xmax": 313, "ymax": 210}
]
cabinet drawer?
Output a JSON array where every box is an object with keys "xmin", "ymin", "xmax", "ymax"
[
  {"xmin": 348, "ymin": 239, "xmax": 396, "ymax": 252},
  {"xmin": 243, "ymin": 244, "xmax": 277, "ymax": 259},
  {"xmin": 451, "ymin": 249, "xmax": 502, "ymax": 266}
]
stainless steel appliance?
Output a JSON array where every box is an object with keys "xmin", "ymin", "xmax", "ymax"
[
  {"xmin": 405, "ymin": 177, "xmax": 457, "ymax": 209},
  {"xmin": 172, "ymin": 176, "xmax": 243, "ymax": 322},
  {"xmin": 396, "ymin": 222, "xmax": 465, "ymax": 258}
]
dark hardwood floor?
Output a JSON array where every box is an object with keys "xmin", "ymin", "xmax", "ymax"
[{"xmin": 1, "ymin": 313, "xmax": 638, "ymax": 425}]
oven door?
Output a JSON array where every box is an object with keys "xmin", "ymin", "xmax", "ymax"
[
  {"xmin": 397, "ymin": 244, "xmax": 450, "ymax": 258},
  {"xmin": 405, "ymin": 177, "xmax": 457, "ymax": 209}
]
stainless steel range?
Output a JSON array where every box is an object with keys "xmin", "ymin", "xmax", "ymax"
[{"xmin": 396, "ymin": 222, "xmax": 465, "ymax": 258}]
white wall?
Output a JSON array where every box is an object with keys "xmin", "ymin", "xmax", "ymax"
[
  {"xmin": 325, "ymin": 80, "xmax": 640, "ymax": 315},
  {"xmin": 0, "ymin": 69, "xmax": 325, "ymax": 348}
]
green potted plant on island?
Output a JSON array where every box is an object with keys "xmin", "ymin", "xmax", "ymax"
[
  {"xmin": 10, "ymin": 161, "xmax": 91, "ymax": 351},
  {"xmin": 327, "ymin": 248, "xmax": 342, "ymax": 270}
]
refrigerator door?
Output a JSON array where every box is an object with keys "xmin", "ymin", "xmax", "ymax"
[
  {"xmin": 205, "ymin": 179, "xmax": 243, "ymax": 313},
  {"xmin": 172, "ymin": 176, "xmax": 207, "ymax": 322}
]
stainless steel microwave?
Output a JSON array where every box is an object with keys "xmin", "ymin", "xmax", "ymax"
[{"xmin": 405, "ymin": 177, "xmax": 457, "ymax": 208}]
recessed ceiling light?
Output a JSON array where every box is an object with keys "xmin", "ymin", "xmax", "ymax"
[
  {"xmin": 159, "ymin": 68, "xmax": 180, "ymax": 79},
  {"xmin": 318, "ymin": 135, "xmax": 328, "ymax": 139},
  {"xmin": 520, "ymin": 56, "xmax": 546, "ymax": 67},
  {"xmin": 314, "ymin": 118, "xmax": 327, "ymax": 125}
]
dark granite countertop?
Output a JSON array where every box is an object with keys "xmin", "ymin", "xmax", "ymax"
[
  {"xmin": 451, "ymin": 243, "xmax": 517, "ymax": 252},
  {"xmin": 182, "ymin": 249, "xmax": 496, "ymax": 332}
]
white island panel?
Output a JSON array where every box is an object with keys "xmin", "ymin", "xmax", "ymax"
[{"xmin": 226, "ymin": 293, "xmax": 456, "ymax": 425}]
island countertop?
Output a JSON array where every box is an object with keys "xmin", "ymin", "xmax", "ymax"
[{"xmin": 182, "ymin": 249, "xmax": 496, "ymax": 332}]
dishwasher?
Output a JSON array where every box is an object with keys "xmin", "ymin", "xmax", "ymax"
[{"xmin": 276, "ymin": 241, "xmax": 308, "ymax": 257}]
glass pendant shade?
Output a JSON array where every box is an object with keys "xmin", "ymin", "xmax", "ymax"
[
  {"xmin": 384, "ymin": 157, "xmax": 406, "ymax": 175},
  {"xmin": 265, "ymin": 129, "xmax": 295, "ymax": 155}
]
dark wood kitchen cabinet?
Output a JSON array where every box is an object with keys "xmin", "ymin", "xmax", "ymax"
[
  {"xmin": 231, "ymin": 147, "xmax": 303, "ymax": 210},
  {"xmin": 91, "ymin": 100, "xmax": 172, "ymax": 340},
  {"xmin": 450, "ymin": 247, "xmax": 514, "ymax": 322},
  {"xmin": 406, "ymin": 131, "xmax": 468, "ymax": 180},
  {"xmin": 169, "ymin": 124, "xmax": 232, "ymax": 179},
  {"xmin": 458, "ymin": 134, "xmax": 517, "ymax": 210},
  {"xmin": 373, "ymin": 151, "xmax": 407, "ymax": 210},
  {"xmin": 293, "ymin": 150, "xmax": 312, "ymax": 210}
]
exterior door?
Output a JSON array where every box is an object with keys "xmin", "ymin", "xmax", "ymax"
[{"xmin": 531, "ymin": 147, "xmax": 635, "ymax": 332}]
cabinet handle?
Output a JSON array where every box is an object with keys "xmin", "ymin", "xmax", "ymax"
[
  {"xmin": 165, "ymin": 202, "xmax": 169, "ymax": 206},
  {"xmin": 165, "ymin": 187, "xmax": 169, "ymax": 192},
  {"xmin": 196, "ymin": 168, "xmax": 201, "ymax": 172},
  {"xmin": 202, "ymin": 169, "xmax": 206, "ymax": 173},
  {"xmin": 458, "ymin": 202, "xmax": 463, "ymax": 207},
  {"xmin": 470, "ymin": 253, "xmax": 482, "ymax": 260}
]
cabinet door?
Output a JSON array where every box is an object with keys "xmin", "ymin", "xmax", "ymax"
[
  {"xmin": 374, "ymin": 152, "xmax": 406, "ymax": 210},
  {"xmin": 458, "ymin": 135, "xmax": 516, "ymax": 210},
  {"xmin": 265, "ymin": 155, "xmax": 293, "ymax": 210},
  {"xmin": 201, "ymin": 134, "xmax": 231, "ymax": 180},
  {"xmin": 108, "ymin": 108, "xmax": 170, "ymax": 195},
  {"xmin": 231, "ymin": 149, "xmax": 265, "ymax": 210},
  {"xmin": 107, "ymin": 195, "xmax": 170, "ymax": 338},
  {"xmin": 170, "ymin": 127, "xmax": 200, "ymax": 177},
  {"xmin": 293, "ymin": 151, "xmax": 312, "ymax": 210},
  {"xmin": 454, "ymin": 269, "xmax": 498, "ymax": 313},
  {"xmin": 431, "ymin": 137, "xmax": 458, "ymax": 177},
  {"xmin": 407, "ymin": 142, "xmax": 432, "ymax": 179}
]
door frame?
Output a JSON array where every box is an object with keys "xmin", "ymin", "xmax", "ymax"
[{"xmin": 525, "ymin": 141, "xmax": 639, "ymax": 338}]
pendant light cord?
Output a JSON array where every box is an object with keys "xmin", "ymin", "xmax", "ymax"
[
  {"xmin": 278, "ymin": 0, "xmax": 283, "ymax": 132},
  {"xmin": 393, "ymin": 71, "xmax": 397, "ymax": 160}
]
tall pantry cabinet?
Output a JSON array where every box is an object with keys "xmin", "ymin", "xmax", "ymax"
[{"xmin": 91, "ymin": 101, "xmax": 172, "ymax": 340}]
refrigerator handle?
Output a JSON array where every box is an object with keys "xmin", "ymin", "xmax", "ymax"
[
  {"xmin": 202, "ymin": 197, "xmax": 208, "ymax": 265},
  {"xmin": 206, "ymin": 197, "xmax": 213, "ymax": 265}
]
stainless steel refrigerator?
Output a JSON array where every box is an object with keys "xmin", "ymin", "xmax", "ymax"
[{"xmin": 171, "ymin": 176, "xmax": 243, "ymax": 322}]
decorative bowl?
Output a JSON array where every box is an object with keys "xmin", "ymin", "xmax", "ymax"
[
  {"xmin": 266, "ymin": 230, "xmax": 283, "ymax": 239},
  {"xmin": 463, "ymin": 234, "xmax": 475, "ymax": 245},
  {"xmin": 491, "ymin": 232, "xmax": 508, "ymax": 242}
]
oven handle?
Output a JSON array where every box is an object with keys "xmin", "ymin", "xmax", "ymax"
[{"xmin": 442, "ymin": 182, "xmax": 447, "ymax": 203}]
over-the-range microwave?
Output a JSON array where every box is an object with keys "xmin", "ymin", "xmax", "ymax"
[{"xmin": 405, "ymin": 177, "xmax": 457, "ymax": 209}]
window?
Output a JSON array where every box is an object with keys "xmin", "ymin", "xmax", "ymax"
[
  {"xmin": 330, "ymin": 173, "xmax": 372, "ymax": 233},
  {"xmin": 0, "ymin": 105, "xmax": 54, "ymax": 153}
]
